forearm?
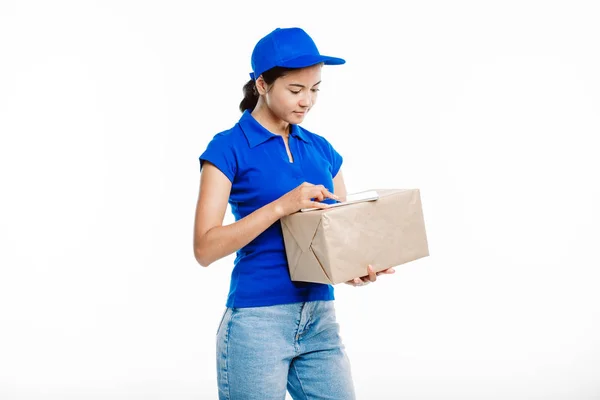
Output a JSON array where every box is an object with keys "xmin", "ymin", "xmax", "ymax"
[{"xmin": 194, "ymin": 200, "xmax": 285, "ymax": 267}]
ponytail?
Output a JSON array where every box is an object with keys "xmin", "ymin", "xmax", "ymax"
[
  {"xmin": 238, "ymin": 67, "xmax": 295, "ymax": 113},
  {"xmin": 239, "ymin": 79, "xmax": 259, "ymax": 112}
]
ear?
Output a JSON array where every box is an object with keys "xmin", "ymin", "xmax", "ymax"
[{"xmin": 255, "ymin": 76, "xmax": 269, "ymax": 96}]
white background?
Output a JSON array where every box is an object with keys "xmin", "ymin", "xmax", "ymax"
[{"xmin": 1, "ymin": 1, "xmax": 599, "ymax": 399}]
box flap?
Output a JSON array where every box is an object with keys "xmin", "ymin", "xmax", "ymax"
[
  {"xmin": 280, "ymin": 212, "xmax": 322, "ymax": 252},
  {"xmin": 289, "ymin": 246, "xmax": 333, "ymax": 284}
]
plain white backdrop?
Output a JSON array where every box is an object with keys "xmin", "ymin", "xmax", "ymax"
[{"xmin": 1, "ymin": 1, "xmax": 599, "ymax": 399}]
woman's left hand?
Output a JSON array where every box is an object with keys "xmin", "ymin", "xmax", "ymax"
[{"xmin": 345, "ymin": 264, "xmax": 396, "ymax": 287}]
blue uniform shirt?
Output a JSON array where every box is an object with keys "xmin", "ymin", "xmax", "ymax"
[{"xmin": 199, "ymin": 110, "xmax": 343, "ymax": 308}]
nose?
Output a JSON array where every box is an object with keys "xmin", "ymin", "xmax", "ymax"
[{"xmin": 298, "ymin": 91, "xmax": 313, "ymax": 108}]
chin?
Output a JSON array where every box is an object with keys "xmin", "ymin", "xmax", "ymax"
[{"xmin": 291, "ymin": 112, "xmax": 307, "ymax": 123}]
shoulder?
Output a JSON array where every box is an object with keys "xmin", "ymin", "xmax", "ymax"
[
  {"xmin": 201, "ymin": 123, "xmax": 250, "ymax": 161},
  {"xmin": 296, "ymin": 126, "xmax": 342, "ymax": 161},
  {"xmin": 297, "ymin": 125, "xmax": 336, "ymax": 151},
  {"xmin": 296, "ymin": 125, "xmax": 344, "ymax": 175},
  {"xmin": 206, "ymin": 123, "xmax": 245, "ymax": 148},
  {"xmin": 199, "ymin": 124, "xmax": 246, "ymax": 183}
]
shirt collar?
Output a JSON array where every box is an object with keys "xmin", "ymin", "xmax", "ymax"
[{"xmin": 239, "ymin": 110, "xmax": 309, "ymax": 148}]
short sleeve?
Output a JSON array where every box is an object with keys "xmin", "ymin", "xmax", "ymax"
[
  {"xmin": 199, "ymin": 133, "xmax": 237, "ymax": 183},
  {"xmin": 328, "ymin": 141, "xmax": 344, "ymax": 178}
]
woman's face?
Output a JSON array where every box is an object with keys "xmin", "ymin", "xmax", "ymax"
[{"xmin": 262, "ymin": 64, "xmax": 322, "ymax": 125}]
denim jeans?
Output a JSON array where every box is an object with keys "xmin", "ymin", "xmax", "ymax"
[{"xmin": 216, "ymin": 300, "xmax": 356, "ymax": 399}]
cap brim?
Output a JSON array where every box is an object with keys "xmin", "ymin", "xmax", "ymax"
[
  {"xmin": 250, "ymin": 54, "xmax": 345, "ymax": 80},
  {"xmin": 282, "ymin": 54, "xmax": 346, "ymax": 68}
]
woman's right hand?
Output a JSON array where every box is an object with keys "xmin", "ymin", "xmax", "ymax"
[{"xmin": 274, "ymin": 182, "xmax": 339, "ymax": 217}]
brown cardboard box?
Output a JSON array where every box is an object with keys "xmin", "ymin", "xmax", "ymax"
[{"xmin": 281, "ymin": 189, "xmax": 429, "ymax": 284}]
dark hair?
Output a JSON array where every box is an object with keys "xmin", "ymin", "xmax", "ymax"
[{"xmin": 239, "ymin": 67, "xmax": 295, "ymax": 112}]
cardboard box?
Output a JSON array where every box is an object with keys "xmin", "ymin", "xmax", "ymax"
[{"xmin": 281, "ymin": 189, "xmax": 429, "ymax": 284}]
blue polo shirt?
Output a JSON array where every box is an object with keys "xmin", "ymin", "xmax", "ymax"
[{"xmin": 199, "ymin": 110, "xmax": 343, "ymax": 308}]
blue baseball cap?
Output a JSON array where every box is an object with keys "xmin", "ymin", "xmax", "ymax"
[{"xmin": 249, "ymin": 27, "xmax": 345, "ymax": 81}]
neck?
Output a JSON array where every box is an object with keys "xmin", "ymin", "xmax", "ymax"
[{"xmin": 251, "ymin": 103, "xmax": 290, "ymax": 137}]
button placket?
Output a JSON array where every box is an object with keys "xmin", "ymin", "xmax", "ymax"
[
  {"xmin": 279, "ymin": 136, "xmax": 294, "ymax": 164},
  {"xmin": 290, "ymin": 136, "xmax": 304, "ymax": 180}
]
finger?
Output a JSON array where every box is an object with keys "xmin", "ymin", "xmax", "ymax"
[
  {"xmin": 307, "ymin": 187, "xmax": 325, "ymax": 202},
  {"xmin": 376, "ymin": 267, "xmax": 396, "ymax": 276},
  {"xmin": 367, "ymin": 265, "xmax": 377, "ymax": 282},
  {"xmin": 313, "ymin": 185, "xmax": 335, "ymax": 200},
  {"xmin": 311, "ymin": 201, "xmax": 330, "ymax": 209},
  {"xmin": 321, "ymin": 187, "xmax": 339, "ymax": 201}
]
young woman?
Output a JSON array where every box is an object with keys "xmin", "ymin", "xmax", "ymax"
[{"xmin": 193, "ymin": 27, "xmax": 395, "ymax": 400}]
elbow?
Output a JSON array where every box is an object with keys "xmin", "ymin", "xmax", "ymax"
[
  {"xmin": 194, "ymin": 230, "xmax": 213, "ymax": 267},
  {"xmin": 193, "ymin": 227, "xmax": 224, "ymax": 267},
  {"xmin": 194, "ymin": 246, "xmax": 212, "ymax": 268}
]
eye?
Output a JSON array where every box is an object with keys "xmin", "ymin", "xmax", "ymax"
[
  {"xmin": 311, "ymin": 88, "xmax": 320, "ymax": 93},
  {"xmin": 290, "ymin": 90, "xmax": 301, "ymax": 94}
]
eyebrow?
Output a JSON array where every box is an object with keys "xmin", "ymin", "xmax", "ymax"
[{"xmin": 288, "ymin": 81, "xmax": 322, "ymax": 88}]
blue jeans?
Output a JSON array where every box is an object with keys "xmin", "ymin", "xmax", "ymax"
[{"xmin": 216, "ymin": 300, "xmax": 356, "ymax": 399}]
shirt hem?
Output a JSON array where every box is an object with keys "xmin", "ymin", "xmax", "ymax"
[{"xmin": 226, "ymin": 291, "xmax": 335, "ymax": 309}]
